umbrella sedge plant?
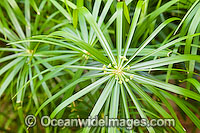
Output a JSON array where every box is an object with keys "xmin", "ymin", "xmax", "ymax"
[{"xmin": 0, "ymin": 0, "xmax": 200, "ymax": 132}]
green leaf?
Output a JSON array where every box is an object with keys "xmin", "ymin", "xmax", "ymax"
[
  {"xmin": 30, "ymin": 0, "xmax": 40, "ymax": 15},
  {"xmin": 50, "ymin": 76, "xmax": 110, "ymax": 118},
  {"xmin": 123, "ymin": 2, "xmax": 130, "ymax": 24},
  {"xmin": 146, "ymin": 85, "xmax": 185, "ymax": 132},
  {"xmin": 174, "ymin": 0, "xmax": 200, "ymax": 35},
  {"xmin": 131, "ymin": 33, "xmax": 200, "ymax": 66},
  {"xmin": 7, "ymin": 0, "xmax": 27, "ymax": 25},
  {"xmin": 83, "ymin": 78, "xmax": 115, "ymax": 133},
  {"xmin": 32, "ymin": 59, "xmax": 52, "ymax": 98},
  {"xmin": 129, "ymin": 81, "xmax": 185, "ymax": 132},
  {"xmin": 50, "ymin": 0, "xmax": 71, "ymax": 21},
  {"xmin": 123, "ymin": 17, "xmax": 180, "ymax": 68},
  {"xmin": 109, "ymin": 81, "xmax": 120, "ymax": 133},
  {"xmin": 183, "ymin": 78, "xmax": 200, "ymax": 93},
  {"xmin": 133, "ymin": 0, "xmax": 178, "ymax": 44},
  {"xmin": 60, "ymin": 0, "xmax": 77, "ymax": 9},
  {"xmin": 0, "ymin": 59, "xmax": 25, "ymax": 97},
  {"xmin": 79, "ymin": 7, "xmax": 116, "ymax": 64},
  {"xmin": 35, "ymin": 72, "xmax": 106, "ymax": 116},
  {"xmin": 165, "ymin": 92, "xmax": 200, "ymax": 128},
  {"xmin": 123, "ymin": 81, "xmax": 155, "ymax": 133},
  {"xmin": 88, "ymin": 0, "xmax": 102, "ymax": 43},
  {"xmin": 120, "ymin": 84, "xmax": 130, "ymax": 119},
  {"xmin": 0, "ymin": 53, "xmax": 21, "ymax": 63},
  {"xmin": 123, "ymin": 0, "xmax": 143, "ymax": 58},
  {"xmin": 73, "ymin": 9, "xmax": 78, "ymax": 28},
  {"xmin": 78, "ymin": 13, "xmax": 88, "ymax": 43},
  {"xmin": 50, "ymin": 31, "xmax": 110, "ymax": 64},
  {"xmin": 1, "ymin": 0, "xmax": 26, "ymax": 40},
  {"xmin": 130, "ymin": 55, "xmax": 200, "ymax": 70},
  {"xmin": 126, "ymin": 73, "xmax": 200, "ymax": 102},
  {"xmin": 0, "ymin": 57, "xmax": 23, "ymax": 76},
  {"xmin": 116, "ymin": 2, "xmax": 123, "ymax": 65}
]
